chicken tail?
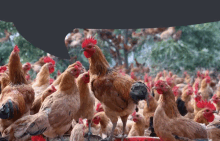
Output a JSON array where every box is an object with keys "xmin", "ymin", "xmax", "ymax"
[{"xmin": 130, "ymin": 81, "xmax": 149, "ymax": 106}]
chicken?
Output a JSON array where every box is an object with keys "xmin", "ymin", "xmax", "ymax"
[
  {"xmin": 0, "ymin": 45, "xmax": 35, "ymax": 133},
  {"xmin": 0, "ymin": 72, "xmax": 10, "ymax": 94},
  {"xmin": 96, "ymin": 103, "xmax": 104, "ymax": 113},
  {"xmin": 30, "ymin": 60, "xmax": 55, "ymax": 115},
  {"xmin": 172, "ymin": 75, "xmax": 185, "ymax": 85},
  {"xmin": 143, "ymin": 94, "xmax": 158, "ymax": 128},
  {"xmin": 70, "ymin": 118, "xmax": 86, "ymax": 141},
  {"xmin": 183, "ymin": 71, "xmax": 191, "ymax": 84},
  {"xmin": 30, "ymin": 85, "xmax": 57, "ymax": 115},
  {"xmin": 198, "ymin": 75, "xmax": 213, "ymax": 101},
  {"xmin": 153, "ymin": 80, "xmax": 208, "ymax": 141},
  {"xmin": 153, "ymin": 72, "xmax": 163, "ymax": 101},
  {"xmin": 81, "ymin": 37, "xmax": 149, "ymax": 141},
  {"xmin": 194, "ymin": 100, "xmax": 216, "ymax": 125},
  {"xmin": 74, "ymin": 71, "xmax": 95, "ymax": 139},
  {"xmin": 206, "ymin": 120, "xmax": 220, "ymax": 141},
  {"xmin": 1, "ymin": 65, "xmax": 82, "ymax": 140},
  {"xmin": 172, "ymin": 30, "xmax": 182, "ymax": 41},
  {"xmin": 31, "ymin": 57, "xmax": 46, "ymax": 73},
  {"xmin": 128, "ymin": 111, "xmax": 145, "ymax": 137},
  {"xmin": 181, "ymin": 86, "xmax": 194, "ymax": 119},
  {"xmin": 130, "ymin": 72, "xmax": 138, "ymax": 81},
  {"xmin": 160, "ymin": 27, "xmax": 176, "ymax": 40},
  {"xmin": 0, "ymin": 30, "xmax": 11, "ymax": 43},
  {"xmin": 211, "ymin": 94, "xmax": 220, "ymax": 113},
  {"xmin": 32, "ymin": 58, "xmax": 55, "ymax": 97},
  {"xmin": 22, "ymin": 62, "xmax": 31, "ymax": 75},
  {"xmin": 52, "ymin": 61, "xmax": 84, "ymax": 89},
  {"xmin": 92, "ymin": 112, "xmax": 133, "ymax": 138}
]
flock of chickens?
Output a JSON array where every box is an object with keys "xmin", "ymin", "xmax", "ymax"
[{"xmin": 0, "ymin": 37, "xmax": 219, "ymax": 141}]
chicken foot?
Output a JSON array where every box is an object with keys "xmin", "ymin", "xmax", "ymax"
[
  {"xmin": 100, "ymin": 122, "xmax": 117, "ymax": 141},
  {"xmin": 114, "ymin": 115, "xmax": 128, "ymax": 141},
  {"xmin": 84, "ymin": 120, "xmax": 93, "ymax": 141},
  {"xmin": 0, "ymin": 99, "xmax": 17, "ymax": 119}
]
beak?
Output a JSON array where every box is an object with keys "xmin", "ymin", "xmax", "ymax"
[
  {"xmin": 151, "ymin": 87, "xmax": 156, "ymax": 90},
  {"xmin": 212, "ymin": 111, "xmax": 218, "ymax": 114},
  {"xmin": 81, "ymin": 48, "xmax": 86, "ymax": 52}
]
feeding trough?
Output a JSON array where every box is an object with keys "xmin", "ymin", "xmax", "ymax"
[{"xmin": 114, "ymin": 136, "xmax": 161, "ymax": 141}]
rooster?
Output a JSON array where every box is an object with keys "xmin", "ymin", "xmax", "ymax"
[
  {"xmin": 0, "ymin": 45, "xmax": 35, "ymax": 133},
  {"xmin": 152, "ymin": 80, "xmax": 208, "ymax": 140},
  {"xmin": 81, "ymin": 37, "xmax": 149, "ymax": 141}
]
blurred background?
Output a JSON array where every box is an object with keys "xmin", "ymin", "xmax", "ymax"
[{"xmin": 1, "ymin": 20, "xmax": 220, "ymax": 79}]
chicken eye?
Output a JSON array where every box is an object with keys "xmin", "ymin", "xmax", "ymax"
[
  {"xmin": 136, "ymin": 115, "xmax": 139, "ymax": 117},
  {"xmin": 48, "ymin": 90, "xmax": 51, "ymax": 93}
]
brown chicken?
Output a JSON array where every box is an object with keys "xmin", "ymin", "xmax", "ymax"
[
  {"xmin": 32, "ymin": 60, "xmax": 55, "ymax": 97},
  {"xmin": 212, "ymin": 94, "xmax": 220, "ymax": 113},
  {"xmin": 160, "ymin": 27, "xmax": 176, "ymax": 40},
  {"xmin": 81, "ymin": 37, "xmax": 149, "ymax": 141},
  {"xmin": 0, "ymin": 30, "xmax": 11, "ymax": 43},
  {"xmin": 69, "ymin": 118, "xmax": 86, "ymax": 141},
  {"xmin": 0, "ymin": 45, "xmax": 35, "ymax": 133},
  {"xmin": 30, "ymin": 85, "xmax": 57, "ymax": 115},
  {"xmin": 52, "ymin": 61, "xmax": 84, "ymax": 89},
  {"xmin": 194, "ymin": 100, "xmax": 216, "ymax": 125},
  {"xmin": 153, "ymin": 80, "xmax": 208, "ymax": 141},
  {"xmin": 92, "ymin": 112, "xmax": 133, "ymax": 138},
  {"xmin": 181, "ymin": 86, "xmax": 194, "ymax": 119},
  {"xmin": 198, "ymin": 75, "xmax": 213, "ymax": 101},
  {"xmin": 74, "ymin": 71, "xmax": 95, "ymax": 138},
  {"xmin": 128, "ymin": 111, "xmax": 145, "ymax": 137},
  {"xmin": 31, "ymin": 57, "xmax": 46, "ymax": 73},
  {"xmin": 143, "ymin": 94, "xmax": 158, "ymax": 128},
  {"xmin": 206, "ymin": 120, "xmax": 220, "ymax": 141},
  {"xmin": 153, "ymin": 72, "xmax": 163, "ymax": 101},
  {"xmin": 1, "ymin": 65, "xmax": 82, "ymax": 140}
]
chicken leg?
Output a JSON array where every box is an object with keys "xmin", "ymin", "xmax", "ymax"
[
  {"xmin": 87, "ymin": 120, "xmax": 93, "ymax": 141},
  {"xmin": 100, "ymin": 122, "xmax": 117, "ymax": 141},
  {"xmin": 115, "ymin": 115, "xmax": 128, "ymax": 141},
  {"xmin": 0, "ymin": 99, "xmax": 17, "ymax": 119}
]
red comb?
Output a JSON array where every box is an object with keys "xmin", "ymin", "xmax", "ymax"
[
  {"xmin": 172, "ymin": 86, "xmax": 179, "ymax": 96},
  {"xmin": 0, "ymin": 66, "xmax": 7, "ymax": 73},
  {"xmin": 96, "ymin": 103, "xmax": 102, "ymax": 111},
  {"xmin": 212, "ymin": 94, "xmax": 217, "ymax": 99},
  {"xmin": 197, "ymin": 71, "xmax": 201, "ymax": 77},
  {"xmin": 166, "ymin": 77, "xmax": 173, "ymax": 86},
  {"xmin": 205, "ymin": 76, "xmax": 211, "ymax": 83},
  {"xmin": 132, "ymin": 111, "xmax": 136, "ymax": 117},
  {"xmin": 31, "ymin": 135, "xmax": 46, "ymax": 141},
  {"xmin": 197, "ymin": 100, "xmax": 216, "ymax": 111},
  {"xmin": 159, "ymin": 72, "xmax": 162, "ymax": 77},
  {"xmin": 26, "ymin": 62, "xmax": 31, "ymax": 66},
  {"xmin": 184, "ymin": 71, "xmax": 187, "ymax": 75},
  {"xmin": 57, "ymin": 70, "xmax": 61, "ymax": 76},
  {"xmin": 79, "ymin": 118, "xmax": 84, "ymax": 124},
  {"xmin": 43, "ymin": 57, "xmax": 55, "ymax": 65},
  {"xmin": 26, "ymin": 74, "xmax": 30, "ymax": 81},
  {"xmin": 76, "ymin": 61, "xmax": 82, "ymax": 67},
  {"xmin": 82, "ymin": 37, "xmax": 97, "ymax": 48},
  {"xmin": 13, "ymin": 45, "xmax": 20, "ymax": 52},
  {"xmin": 51, "ymin": 85, "xmax": 56, "ymax": 92},
  {"xmin": 49, "ymin": 78, "xmax": 54, "ymax": 85},
  {"xmin": 74, "ymin": 65, "xmax": 79, "ymax": 69}
]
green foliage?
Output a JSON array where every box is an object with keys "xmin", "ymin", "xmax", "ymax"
[{"xmin": 144, "ymin": 21, "xmax": 220, "ymax": 75}]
